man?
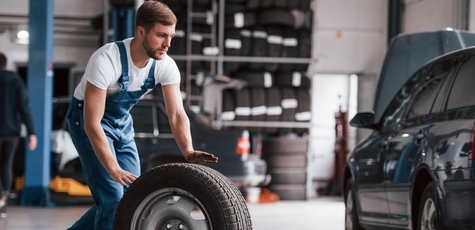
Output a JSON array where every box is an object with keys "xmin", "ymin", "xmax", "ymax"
[
  {"xmin": 0, "ymin": 52, "xmax": 37, "ymax": 218},
  {"xmin": 66, "ymin": 1, "xmax": 218, "ymax": 229}
]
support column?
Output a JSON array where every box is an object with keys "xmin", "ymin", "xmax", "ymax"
[{"xmin": 20, "ymin": 0, "xmax": 54, "ymax": 206}]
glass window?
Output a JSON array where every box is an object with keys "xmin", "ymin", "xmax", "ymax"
[
  {"xmin": 382, "ymin": 71, "xmax": 422, "ymax": 127},
  {"xmin": 447, "ymin": 57, "xmax": 475, "ymax": 110},
  {"xmin": 130, "ymin": 105, "xmax": 154, "ymax": 134},
  {"xmin": 407, "ymin": 59, "xmax": 452, "ymax": 119}
]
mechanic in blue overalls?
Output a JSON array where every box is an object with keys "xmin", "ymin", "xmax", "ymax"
[{"xmin": 66, "ymin": 1, "xmax": 218, "ymax": 229}]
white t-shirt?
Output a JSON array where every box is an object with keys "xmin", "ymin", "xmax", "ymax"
[{"xmin": 73, "ymin": 38, "xmax": 180, "ymax": 100}]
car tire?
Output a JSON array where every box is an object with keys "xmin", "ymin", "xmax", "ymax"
[
  {"xmin": 417, "ymin": 183, "xmax": 444, "ymax": 230},
  {"xmin": 345, "ymin": 180, "xmax": 363, "ymax": 230},
  {"xmin": 114, "ymin": 163, "xmax": 252, "ymax": 230}
]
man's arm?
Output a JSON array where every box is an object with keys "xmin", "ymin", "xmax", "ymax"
[
  {"xmin": 162, "ymin": 83, "xmax": 218, "ymax": 164},
  {"xmin": 83, "ymin": 82, "xmax": 138, "ymax": 185}
]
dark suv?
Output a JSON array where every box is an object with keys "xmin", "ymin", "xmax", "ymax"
[
  {"xmin": 50, "ymin": 96, "xmax": 268, "ymax": 194},
  {"xmin": 344, "ymin": 46, "xmax": 475, "ymax": 229}
]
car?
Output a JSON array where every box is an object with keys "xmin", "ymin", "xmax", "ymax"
[
  {"xmin": 343, "ymin": 45, "xmax": 475, "ymax": 230},
  {"xmin": 28, "ymin": 95, "xmax": 269, "ymax": 199}
]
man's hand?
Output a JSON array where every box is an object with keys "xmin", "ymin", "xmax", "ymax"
[
  {"xmin": 109, "ymin": 168, "xmax": 138, "ymax": 186},
  {"xmin": 185, "ymin": 150, "xmax": 218, "ymax": 164}
]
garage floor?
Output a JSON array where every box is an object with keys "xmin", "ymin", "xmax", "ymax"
[
  {"xmin": 0, "ymin": 196, "xmax": 345, "ymax": 230},
  {"xmin": 0, "ymin": 197, "xmax": 345, "ymax": 230}
]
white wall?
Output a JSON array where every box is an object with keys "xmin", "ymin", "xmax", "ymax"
[
  {"xmin": 311, "ymin": 0, "xmax": 388, "ymax": 75},
  {"xmin": 402, "ymin": 0, "xmax": 460, "ymax": 33}
]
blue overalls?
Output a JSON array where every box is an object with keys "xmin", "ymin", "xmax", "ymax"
[{"xmin": 66, "ymin": 41, "xmax": 156, "ymax": 230}]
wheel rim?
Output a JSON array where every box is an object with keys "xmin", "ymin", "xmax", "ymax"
[
  {"xmin": 131, "ymin": 187, "xmax": 212, "ymax": 230},
  {"xmin": 346, "ymin": 189, "xmax": 354, "ymax": 230},
  {"xmin": 420, "ymin": 197, "xmax": 436, "ymax": 230}
]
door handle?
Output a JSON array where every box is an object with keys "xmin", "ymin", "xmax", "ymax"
[{"xmin": 416, "ymin": 131, "xmax": 426, "ymax": 145}]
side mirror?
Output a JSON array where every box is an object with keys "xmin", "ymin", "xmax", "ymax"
[{"xmin": 350, "ymin": 111, "xmax": 375, "ymax": 129}]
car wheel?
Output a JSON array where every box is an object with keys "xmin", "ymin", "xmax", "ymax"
[
  {"xmin": 345, "ymin": 180, "xmax": 363, "ymax": 230},
  {"xmin": 114, "ymin": 163, "xmax": 252, "ymax": 230},
  {"xmin": 418, "ymin": 183, "xmax": 440, "ymax": 230}
]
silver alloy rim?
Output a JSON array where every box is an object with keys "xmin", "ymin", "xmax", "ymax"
[
  {"xmin": 420, "ymin": 197, "xmax": 436, "ymax": 230},
  {"xmin": 130, "ymin": 187, "xmax": 212, "ymax": 230},
  {"xmin": 346, "ymin": 190, "xmax": 354, "ymax": 230}
]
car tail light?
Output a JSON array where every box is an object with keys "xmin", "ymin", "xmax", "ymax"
[{"xmin": 236, "ymin": 130, "xmax": 250, "ymax": 155}]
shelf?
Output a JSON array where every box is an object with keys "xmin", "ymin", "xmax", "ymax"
[{"xmin": 171, "ymin": 55, "xmax": 315, "ymax": 64}]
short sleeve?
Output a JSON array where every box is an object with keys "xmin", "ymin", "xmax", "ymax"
[
  {"xmin": 156, "ymin": 55, "xmax": 181, "ymax": 86},
  {"xmin": 84, "ymin": 44, "xmax": 121, "ymax": 90}
]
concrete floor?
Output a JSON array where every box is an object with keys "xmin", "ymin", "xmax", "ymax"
[{"xmin": 0, "ymin": 196, "xmax": 345, "ymax": 230}]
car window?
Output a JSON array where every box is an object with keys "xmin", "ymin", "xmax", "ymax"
[
  {"xmin": 130, "ymin": 105, "xmax": 155, "ymax": 134},
  {"xmin": 382, "ymin": 70, "xmax": 422, "ymax": 127},
  {"xmin": 406, "ymin": 59, "xmax": 452, "ymax": 119},
  {"xmin": 447, "ymin": 56, "xmax": 475, "ymax": 110}
]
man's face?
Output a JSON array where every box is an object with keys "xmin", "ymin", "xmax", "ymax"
[{"xmin": 142, "ymin": 23, "xmax": 175, "ymax": 60}]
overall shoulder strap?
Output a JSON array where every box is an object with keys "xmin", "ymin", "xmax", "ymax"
[{"xmin": 115, "ymin": 41, "xmax": 129, "ymax": 89}]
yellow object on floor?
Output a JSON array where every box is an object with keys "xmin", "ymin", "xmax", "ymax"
[{"xmin": 15, "ymin": 176, "xmax": 91, "ymax": 196}]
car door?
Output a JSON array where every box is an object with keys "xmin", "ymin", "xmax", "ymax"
[
  {"xmin": 354, "ymin": 72, "xmax": 421, "ymax": 225},
  {"xmin": 384, "ymin": 58, "xmax": 456, "ymax": 226}
]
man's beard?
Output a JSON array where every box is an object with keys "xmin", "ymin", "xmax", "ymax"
[{"xmin": 142, "ymin": 38, "xmax": 163, "ymax": 60}]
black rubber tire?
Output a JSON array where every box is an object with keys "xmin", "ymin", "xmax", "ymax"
[
  {"xmin": 234, "ymin": 88, "xmax": 251, "ymax": 122},
  {"xmin": 294, "ymin": 89, "xmax": 311, "ymax": 135},
  {"xmin": 345, "ymin": 179, "xmax": 363, "ymax": 230},
  {"xmin": 417, "ymin": 183, "xmax": 444, "ymax": 230},
  {"xmin": 234, "ymin": 71, "xmax": 273, "ymax": 88},
  {"xmin": 224, "ymin": 29, "xmax": 242, "ymax": 72},
  {"xmin": 240, "ymin": 29, "xmax": 252, "ymax": 56},
  {"xmin": 263, "ymin": 155, "xmax": 306, "ymax": 168},
  {"xmin": 221, "ymin": 89, "xmax": 236, "ymax": 121},
  {"xmin": 261, "ymin": 0, "xmax": 273, "ymax": 8},
  {"xmin": 268, "ymin": 169, "xmax": 306, "ymax": 184},
  {"xmin": 225, "ymin": 12, "xmax": 257, "ymax": 29},
  {"xmin": 264, "ymin": 26, "xmax": 284, "ymax": 72},
  {"xmin": 275, "ymin": 71, "xmax": 311, "ymax": 89},
  {"xmin": 280, "ymin": 88, "xmax": 298, "ymax": 133},
  {"xmin": 275, "ymin": 0, "xmax": 288, "ymax": 9},
  {"xmin": 264, "ymin": 87, "xmax": 282, "ymax": 134},
  {"xmin": 257, "ymin": 9, "xmax": 295, "ymax": 27},
  {"xmin": 250, "ymin": 88, "xmax": 267, "ymax": 132},
  {"xmin": 248, "ymin": 26, "xmax": 268, "ymax": 70},
  {"xmin": 114, "ymin": 163, "xmax": 252, "ymax": 230},
  {"xmin": 267, "ymin": 184, "xmax": 306, "ymax": 200},
  {"xmin": 279, "ymin": 29, "xmax": 300, "ymax": 72},
  {"xmin": 246, "ymin": 0, "xmax": 261, "ymax": 10},
  {"xmin": 262, "ymin": 136, "xmax": 308, "ymax": 154}
]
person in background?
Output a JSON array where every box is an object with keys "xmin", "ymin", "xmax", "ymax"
[
  {"xmin": 66, "ymin": 1, "xmax": 218, "ymax": 229},
  {"xmin": 0, "ymin": 52, "xmax": 37, "ymax": 218}
]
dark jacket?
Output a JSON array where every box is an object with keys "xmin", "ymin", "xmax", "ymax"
[{"xmin": 0, "ymin": 70, "xmax": 36, "ymax": 136}]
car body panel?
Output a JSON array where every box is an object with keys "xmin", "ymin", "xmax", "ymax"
[{"xmin": 346, "ymin": 46, "xmax": 475, "ymax": 229}]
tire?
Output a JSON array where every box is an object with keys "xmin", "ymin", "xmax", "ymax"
[
  {"xmin": 345, "ymin": 180, "xmax": 363, "ymax": 230},
  {"xmin": 418, "ymin": 183, "xmax": 443, "ymax": 230},
  {"xmin": 114, "ymin": 163, "xmax": 252, "ymax": 230}
]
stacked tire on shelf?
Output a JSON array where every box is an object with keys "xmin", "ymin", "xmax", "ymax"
[
  {"xmin": 262, "ymin": 136, "xmax": 309, "ymax": 200},
  {"xmin": 221, "ymin": 0, "xmax": 313, "ymax": 136}
]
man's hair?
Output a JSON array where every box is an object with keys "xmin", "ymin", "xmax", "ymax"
[
  {"xmin": 0, "ymin": 52, "xmax": 6, "ymax": 69},
  {"xmin": 136, "ymin": 0, "xmax": 177, "ymax": 32}
]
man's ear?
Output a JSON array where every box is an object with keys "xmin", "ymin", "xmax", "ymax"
[{"xmin": 136, "ymin": 26, "xmax": 146, "ymax": 38}]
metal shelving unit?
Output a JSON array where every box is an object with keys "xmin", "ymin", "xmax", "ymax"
[{"xmin": 171, "ymin": 0, "xmax": 314, "ymax": 130}]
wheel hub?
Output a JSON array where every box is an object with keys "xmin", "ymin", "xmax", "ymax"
[{"xmin": 162, "ymin": 219, "xmax": 188, "ymax": 230}]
